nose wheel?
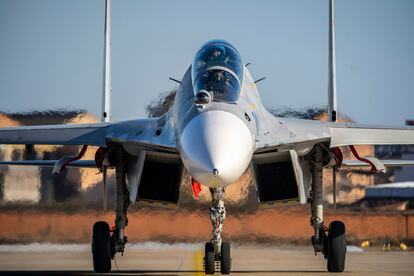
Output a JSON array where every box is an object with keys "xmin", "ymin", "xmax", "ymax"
[
  {"xmin": 220, "ymin": 242, "xmax": 231, "ymax": 274},
  {"xmin": 204, "ymin": 241, "xmax": 231, "ymax": 275},
  {"xmin": 204, "ymin": 242, "xmax": 215, "ymax": 274},
  {"xmin": 204, "ymin": 188, "xmax": 231, "ymax": 274}
]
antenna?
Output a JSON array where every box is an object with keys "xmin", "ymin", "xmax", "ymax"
[
  {"xmin": 328, "ymin": 0, "xmax": 337, "ymax": 122},
  {"xmin": 169, "ymin": 77, "xmax": 182, "ymax": 84},
  {"xmin": 101, "ymin": 0, "xmax": 112, "ymax": 123},
  {"xmin": 254, "ymin": 77, "xmax": 266, "ymax": 84}
]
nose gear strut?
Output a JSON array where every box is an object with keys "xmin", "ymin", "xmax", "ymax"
[
  {"xmin": 210, "ymin": 187, "xmax": 226, "ymax": 256},
  {"xmin": 204, "ymin": 187, "xmax": 231, "ymax": 274}
]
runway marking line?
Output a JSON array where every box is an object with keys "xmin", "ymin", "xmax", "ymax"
[{"xmin": 193, "ymin": 249, "xmax": 204, "ymax": 275}]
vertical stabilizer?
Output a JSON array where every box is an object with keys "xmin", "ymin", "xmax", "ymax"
[
  {"xmin": 101, "ymin": 0, "xmax": 112, "ymax": 123},
  {"xmin": 328, "ymin": 0, "xmax": 338, "ymax": 208},
  {"xmin": 328, "ymin": 0, "xmax": 337, "ymax": 122}
]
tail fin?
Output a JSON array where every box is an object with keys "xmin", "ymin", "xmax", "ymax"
[
  {"xmin": 328, "ymin": 0, "xmax": 338, "ymax": 208},
  {"xmin": 101, "ymin": 0, "xmax": 112, "ymax": 123},
  {"xmin": 328, "ymin": 0, "xmax": 337, "ymax": 122}
]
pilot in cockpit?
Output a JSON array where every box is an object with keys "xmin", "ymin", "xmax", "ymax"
[{"xmin": 192, "ymin": 40, "xmax": 243, "ymax": 103}]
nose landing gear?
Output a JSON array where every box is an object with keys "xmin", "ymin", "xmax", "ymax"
[{"xmin": 204, "ymin": 187, "xmax": 231, "ymax": 274}]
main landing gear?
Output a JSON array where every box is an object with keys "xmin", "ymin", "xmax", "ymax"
[
  {"xmin": 92, "ymin": 147, "xmax": 129, "ymax": 273},
  {"xmin": 204, "ymin": 187, "xmax": 231, "ymax": 274},
  {"xmin": 310, "ymin": 146, "xmax": 346, "ymax": 272}
]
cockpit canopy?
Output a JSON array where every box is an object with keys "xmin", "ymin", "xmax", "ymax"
[{"xmin": 192, "ymin": 40, "xmax": 243, "ymax": 103}]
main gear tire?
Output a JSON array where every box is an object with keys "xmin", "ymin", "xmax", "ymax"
[
  {"xmin": 327, "ymin": 220, "xmax": 346, "ymax": 272},
  {"xmin": 92, "ymin": 221, "xmax": 111, "ymax": 273}
]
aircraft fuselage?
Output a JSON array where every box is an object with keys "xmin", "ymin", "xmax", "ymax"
[{"xmin": 171, "ymin": 40, "xmax": 262, "ymax": 188}]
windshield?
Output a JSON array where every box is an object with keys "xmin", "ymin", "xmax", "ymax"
[{"xmin": 192, "ymin": 40, "xmax": 243, "ymax": 103}]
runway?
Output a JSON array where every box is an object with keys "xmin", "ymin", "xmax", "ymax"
[{"xmin": 0, "ymin": 243, "xmax": 413, "ymax": 275}]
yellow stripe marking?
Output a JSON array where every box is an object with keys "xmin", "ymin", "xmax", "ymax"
[{"xmin": 193, "ymin": 249, "xmax": 204, "ymax": 275}]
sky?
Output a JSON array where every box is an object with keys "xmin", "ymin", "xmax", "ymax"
[{"xmin": 0, "ymin": 0, "xmax": 413, "ymax": 125}]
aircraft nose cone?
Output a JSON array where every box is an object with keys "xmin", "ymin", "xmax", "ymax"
[{"xmin": 179, "ymin": 110, "xmax": 254, "ymax": 187}]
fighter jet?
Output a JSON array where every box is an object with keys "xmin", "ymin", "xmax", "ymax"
[{"xmin": 1, "ymin": 0, "xmax": 413, "ymax": 274}]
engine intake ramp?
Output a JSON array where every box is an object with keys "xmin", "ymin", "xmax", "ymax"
[{"xmin": 252, "ymin": 150, "xmax": 309, "ymax": 208}]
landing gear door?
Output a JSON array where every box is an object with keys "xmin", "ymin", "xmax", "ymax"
[{"xmin": 289, "ymin": 149, "xmax": 308, "ymax": 204}]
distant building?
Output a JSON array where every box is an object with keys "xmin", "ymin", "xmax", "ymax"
[
  {"xmin": 365, "ymin": 182, "xmax": 414, "ymax": 199},
  {"xmin": 375, "ymin": 120, "xmax": 414, "ymax": 183}
]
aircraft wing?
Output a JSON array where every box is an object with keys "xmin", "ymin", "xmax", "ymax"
[
  {"xmin": 255, "ymin": 115, "xmax": 414, "ymax": 153},
  {"xmin": 0, "ymin": 123, "xmax": 110, "ymax": 146},
  {"xmin": 105, "ymin": 117, "xmax": 177, "ymax": 151},
  {"xmin": 327, "ymin": 123, "xmax": 414, "ymax": 147},
  {"xmin": 0, "ymin": 117, "xmax": 177, "ymax": 155},
  {"xmin": 342, "ymin": 159, "xmax": 414, "ymax": 167},
  {"xmin": 0, "ymin": 160, "xmax": 96, "ymax": 168},
  {"xmin": 255, "ymin": 116, "xmax": 331, "ymax": 153}
]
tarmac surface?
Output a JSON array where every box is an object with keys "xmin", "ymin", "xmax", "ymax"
[{"xmin": 0, "ymin": 243, "xmax": 413, "ymax": 275}]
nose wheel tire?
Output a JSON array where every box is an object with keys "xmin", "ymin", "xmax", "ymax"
[
  {"xmin": 327, "ymin": 221, "xmax": 346, "ymax": 272},
  {"xmin": 92, "ymin": 221, "xmax": 111, "ymax": 273},
  {"xmin": 220, "ymin": 242, "xmax": 231, "ymax": 274},
  {"xmin": 204, "ymin": 242, "xmax": 215, "ymax": 274}
]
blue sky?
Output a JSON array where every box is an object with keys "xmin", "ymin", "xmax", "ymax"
[{"xmin": 0, "ymin": 0, "xmax": 413, "ymax": 125}]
